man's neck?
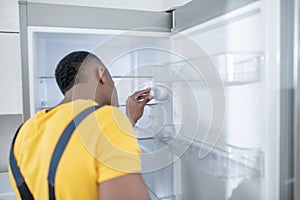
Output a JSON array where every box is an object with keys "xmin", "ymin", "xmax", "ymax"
[{"xmin": 60, "ymin": 84, "xmax": 105, "ymax": 106}]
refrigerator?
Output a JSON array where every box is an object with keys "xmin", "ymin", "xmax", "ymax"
[{"xmin": 18, "ymin": 0, "xmax": 297, "ymax": 199}]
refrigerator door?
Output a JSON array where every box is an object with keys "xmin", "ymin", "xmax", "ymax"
[
  {"xmin": 169, "ymin": 0, "xmax": 288, "ymax": 199},
  {"xmin": 171, "ymin": 3, "xmax": 265, "ymax": 199}
]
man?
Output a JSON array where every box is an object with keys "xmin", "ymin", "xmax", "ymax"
[{"xmin": 9, "ymin": 51, "xmax": 152, "ymax": 199}]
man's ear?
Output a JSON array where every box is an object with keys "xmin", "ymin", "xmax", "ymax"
[{"xmin": 98, "ymin": 67, "xmax": 106, "ymax": 84}]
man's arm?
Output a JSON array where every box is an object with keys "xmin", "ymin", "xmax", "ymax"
[
  {"xmin": 97, "ymin": 88, "xmax": 153, "ymax": 199},
  {"xmin": 126, "ymin": 88, "xmax": 153, "ymax": 126},
  {"xmin": 99, "ymin": 174, "xmax": 150, "ymax": 200}
]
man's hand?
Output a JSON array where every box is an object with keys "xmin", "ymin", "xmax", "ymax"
[{"xmin": 126, "ymin": 88, "xmax": 153, "ymax": 126}]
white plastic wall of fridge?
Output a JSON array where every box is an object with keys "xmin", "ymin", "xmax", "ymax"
[
  {"xmin": 185, "ymin": 7, "xmax": 264, "ymax": 54},
  {"xmin": 107, "ymin": 51, "xmax": 135, "ymax": 77},
  {"xmin": 37, "ymin": 78, "xmax": 63, "ymax": 109},
  {"xmin": 224, "ymin": 83, "xmax": 265, "ymax": 148},
  {"xmin": 137, "ymin": 49, "xmax": 172, "ymax": 68},
  {"xmin": 35, "ymin": 33, "xmax": 111, "ymax": 77},
  {"xmin": 0, "ymin": 33, "xmax": 22, "ymax": 115},
  {"xmin": 0, "ymin": 0, "xmax": 19, "ymax": 32},
  {"xmin": 172, "ymin": 81, "xmax": 214, "ymax": 145},
  {"xmin": 114, "ymin": 78, "xmax": 134, "ymax": 106}
]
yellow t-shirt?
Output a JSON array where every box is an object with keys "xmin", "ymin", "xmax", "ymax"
[{"xmin": 9, "ymin": 99, "xmax": 141, "ymax": 200}]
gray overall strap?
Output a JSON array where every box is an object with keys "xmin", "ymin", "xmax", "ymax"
[
  {"xmin": 9, "ymin": 123, "xmax": 34, "ymax": 200},
  {"xmin": 47, "ymin": 105, "xmax": 103, "ymax": 200}
]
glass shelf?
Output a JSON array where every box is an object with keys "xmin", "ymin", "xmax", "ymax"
[
  {"xmin": 36, "ymin": 75, "xmax": 156, "ymax": 111},
  {"xmin": 39, "ymin": 100, "xmax": 61, "ymax": 109},
  {"xmin": 147, "ymin": 185, "xmax": 176, "ymax": 200},
  {"xmin": 36, "ymin": 75, "xmax": 154, "ymax": 79}
]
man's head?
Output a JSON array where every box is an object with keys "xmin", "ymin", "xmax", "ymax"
[{"xmin": 55, "ymin": 51, "xmax": 118, "ymax": 106}]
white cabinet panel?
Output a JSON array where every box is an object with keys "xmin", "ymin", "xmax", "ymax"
[
  {"xmin": 0, "ymin": 33, "xmax": 22, "ymax": 115},
  {"xmin": 0, "ymin": 0, "xmax": 19, "ymax": 32},
  {"xmin": 0, "ymin": 172, "xmax": 17, "ymax": 199},
  {"xmin": 0, "ymin": 115, "xmax": 22, "ymax": 172}
]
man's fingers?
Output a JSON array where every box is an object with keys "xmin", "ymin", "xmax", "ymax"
[
  {"xmin": 137, "ymin": 93, "xmax": 153, "ymax": 100},
  {"xmin": 133, "ymin": 88, "xmax": 151, "ymax": 100},
  {"xmin": 140, "ymin": 95, "xmax": 153, "ymax": 105}
]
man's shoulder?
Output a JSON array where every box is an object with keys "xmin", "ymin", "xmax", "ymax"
[
  {"xmin": 95, "ymin": 105, "xmax": 127, "ymax": 120},
  {"xmin": 93, "ymin": 105, "xmax": 133, "ymax": 133}
]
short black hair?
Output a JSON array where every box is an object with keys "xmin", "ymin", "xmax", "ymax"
[{"xmin": 55, "ymin": 51, "xmax": 97, "ymax": 95}]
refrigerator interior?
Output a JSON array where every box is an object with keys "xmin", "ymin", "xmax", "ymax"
[
  {"xmin": 29, "ymin": 27, "xmax": 177, "ymax": 199},
  {"xmin": 27, "ymin": 1, "xmax": 269, "ymax": 199}
]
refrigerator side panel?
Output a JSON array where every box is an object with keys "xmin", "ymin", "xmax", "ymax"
[
  {"xmin": 19, "ymin": 1, "xmax": 31, "ymax": 120},
  {"xmin": 294, "ymin": 0, "xmax": 300, "ymax": 199},
  {"xmin": 279, "ymin": 0, "xmax": 295, "ymax": 199}
]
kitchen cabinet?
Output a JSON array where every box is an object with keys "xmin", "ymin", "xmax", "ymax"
[
  {"xmin": 0, "ymin": 0, "xmax": 19, "ymax": 32},
  {"xmin": 0, "ymin": 33, "xmax": 22, "ymax": 115}
]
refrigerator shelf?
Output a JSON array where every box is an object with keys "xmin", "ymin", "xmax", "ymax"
[
  {"xmin": 155, "ymin": 52, "xmax": 264, "ymax": 85},
  {"xmin": 37, "ymin": 75, "xmax": 154, "ymax": 79},
  {"xmin": 39, "ymin": 101, "xmax": 60, "ymax": 109},
  {"xmin": 158, "ymin": 136, "xmax": 264, "ymax": 180},
  {"xmin": 146, "ymin": 183, "xmax": 176, "ymax": 200},
  {"xmin": 36, "ymin": 75, "xmax": 157, "ymax": 111},
  {"xmin": 39, "ymin": 101, "xmax": 159, "ymax": 110}
]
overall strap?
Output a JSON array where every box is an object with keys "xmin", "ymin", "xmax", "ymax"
[
  {"xmin": 47, "ymin": 105, "xmax": 102, "ymax": 200},
  {"xmin": 10, "ymin": 105, "xmax": 103, "ymax": 200},
  {"xmin": 9, "ymin": 123, "xmax": 34, "ymax": 200}
]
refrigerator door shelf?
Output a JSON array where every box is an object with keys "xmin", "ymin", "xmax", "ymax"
[
  {"xmin": 159, "ymin": 136, "xmax": 264, "ymax": 180},
  {"xmin": 155, "ymin": 52, "xmax": 264, "ymax": 85},
  {"xmin": 211, "ymin": 52, "xmax": 264, "ymax": 85}
]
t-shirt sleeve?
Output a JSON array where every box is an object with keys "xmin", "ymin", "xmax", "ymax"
[{"xmin": 94, "ymin": 106, "xmax": 142, "ymax": 183}]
